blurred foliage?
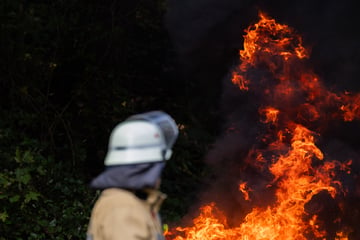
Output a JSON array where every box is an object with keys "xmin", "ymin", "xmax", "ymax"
[
  {"xmin": 0, "ymin": 0, "xmax": 219, "ymax": 239},
  {"xmin": 0, "ymin": 109, "xmax": 95, "ymax": 239}
]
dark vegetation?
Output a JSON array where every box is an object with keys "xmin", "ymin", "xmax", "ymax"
[{"xmin": 0, "ymin": 0, "xmax": 220, "ymax": 238}]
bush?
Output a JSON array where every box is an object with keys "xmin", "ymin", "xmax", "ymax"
[{"xmin": 0, "ymin": 119, "xmax": 94, "ymax": 239}]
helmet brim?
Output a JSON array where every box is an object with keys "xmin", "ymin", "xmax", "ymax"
[{"xmin": 104, "ymin": 147, "xmax": 171, "ymax": 166}]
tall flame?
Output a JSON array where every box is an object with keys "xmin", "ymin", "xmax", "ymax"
[{"xmin": 166, "ymin": 12, "xmax": 356, "ymax": 240}]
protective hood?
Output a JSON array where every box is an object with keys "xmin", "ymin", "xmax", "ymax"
[{"xmin": 90, "ymin": 162, "xmax": 165, "ymax": 190}]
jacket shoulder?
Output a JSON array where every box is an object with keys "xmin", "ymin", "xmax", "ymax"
[{"xmin": 98, "ymin": 188, "xmax": 142, "ymax": 207}]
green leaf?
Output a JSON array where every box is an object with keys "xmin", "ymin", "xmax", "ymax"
[
  {"xmin": 15, "ymin": 168, "xmax": 31, "ymax": 184},
  {"xmin": 36, "ymin": 166, "xmax": 46, "ymax": 175},
  {"xmin": 9, "ymin": 195, "xmax": 20, "ymax": 203},
  {"xmin": 0, "ymin": 193, "xmax": 8, "ymax": 199},
  {"xmin": 14, "ymin": 148, "xmax": 21, "ymax": 163},
  {"xmin": 22, "ymin": 150, "xmax": 34, "ymax": 163},
  {"xmin": 24, "ymin": 191, "xmax": 40, "ymax": 203},
  {"xmin": 0, "ymin": 173, "xmax": 12, "ymax": 187},
  {"xmin": 14, "ymin": 149, "xmax": 34, "ymax": 164},
  {"xmin": 0, "ymin": 211, "xmax": 8, "ymax": 222}
]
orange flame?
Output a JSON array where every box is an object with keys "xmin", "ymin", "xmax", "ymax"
[
  {"xmin": 231, "ymin": 12, "xmax": 308, "ymax": 90},
  {"xmin": 239, "ymin": 182, "xmax": 252, "ymax": 201},
  {"xmin": 167, "ymin": 124, "xmax": 349, "ymax": 240},
  {"xmin": 260, "ymin": 107, "xmax": 280, "ymax": 124},
  {"xmin": 167, "ymin": 12, "xmax": 355, "ymax": 240}
]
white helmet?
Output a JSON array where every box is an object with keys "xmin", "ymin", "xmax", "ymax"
[{"xmin": 104, "ymin": 111, "xmax": 179, "ymax": 166}]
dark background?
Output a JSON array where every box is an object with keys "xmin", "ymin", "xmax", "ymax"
[{"xmin": 1, "ymin": 0, "xmax": 359, "ymax": 239}]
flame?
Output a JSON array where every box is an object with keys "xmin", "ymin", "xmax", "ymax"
[
  {"xmin": 167, "ymin": 12, "xmax": 355, "ymax": 240},
  {"xmin": 239, "ymin": 182, "xmax": 252, "ymax": 201},
  {"xmin": 231, "ymin": 12, "xmax": 308, "ymax": 90},
  {"xmin": 260, "ymin": 107, "xmax": 280, "ymax": 124}
]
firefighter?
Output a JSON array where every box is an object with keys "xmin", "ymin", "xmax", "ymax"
[{"xmin": 86, "ymin": 111, "xmax": 179, "ymax": 240}]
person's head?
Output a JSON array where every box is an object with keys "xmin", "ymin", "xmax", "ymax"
[
  {"xmin": 104, "ymin": 110, "xmax": 178, "ymax": 166},
  {"xmin": 90, "ymin": 111, "xmax": 179, "ymax": 190}
]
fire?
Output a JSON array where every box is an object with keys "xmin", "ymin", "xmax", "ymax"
[
  {"xmin": 231, "ymin": 12, "xmax": 308, "ymax": 90},
  {"xmin": 166, "ymin": 12, "xmax": 356, "ymax": 240},
  {"xmin": 260, "ymin": 107, "xmax": 279, "ymax": 124},
  {"xmin": 239, "ymin": 182, "xmax": 252, "ymax": 201}
]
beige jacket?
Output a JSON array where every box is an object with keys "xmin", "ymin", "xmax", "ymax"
[{"xmin": 86, "ymin": 188, "xmax": 166, "ymax": 240}]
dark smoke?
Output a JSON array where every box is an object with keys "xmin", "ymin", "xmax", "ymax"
[
  {"xmin": 165, "ymin": 0, "xmax": 360, "ymax": 238},
  {"xmin": 165, "ymin": 0, "xmax": 257, "ymax": 117}
]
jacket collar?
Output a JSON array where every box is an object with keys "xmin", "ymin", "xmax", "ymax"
[{"xmin": 102, "ymin": 188, "xmax": 167, "ymax": 212}]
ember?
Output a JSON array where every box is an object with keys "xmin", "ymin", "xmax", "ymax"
[{"xmin": 166, "ymin": 12, "xmax": 358, "ymax": 240}]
